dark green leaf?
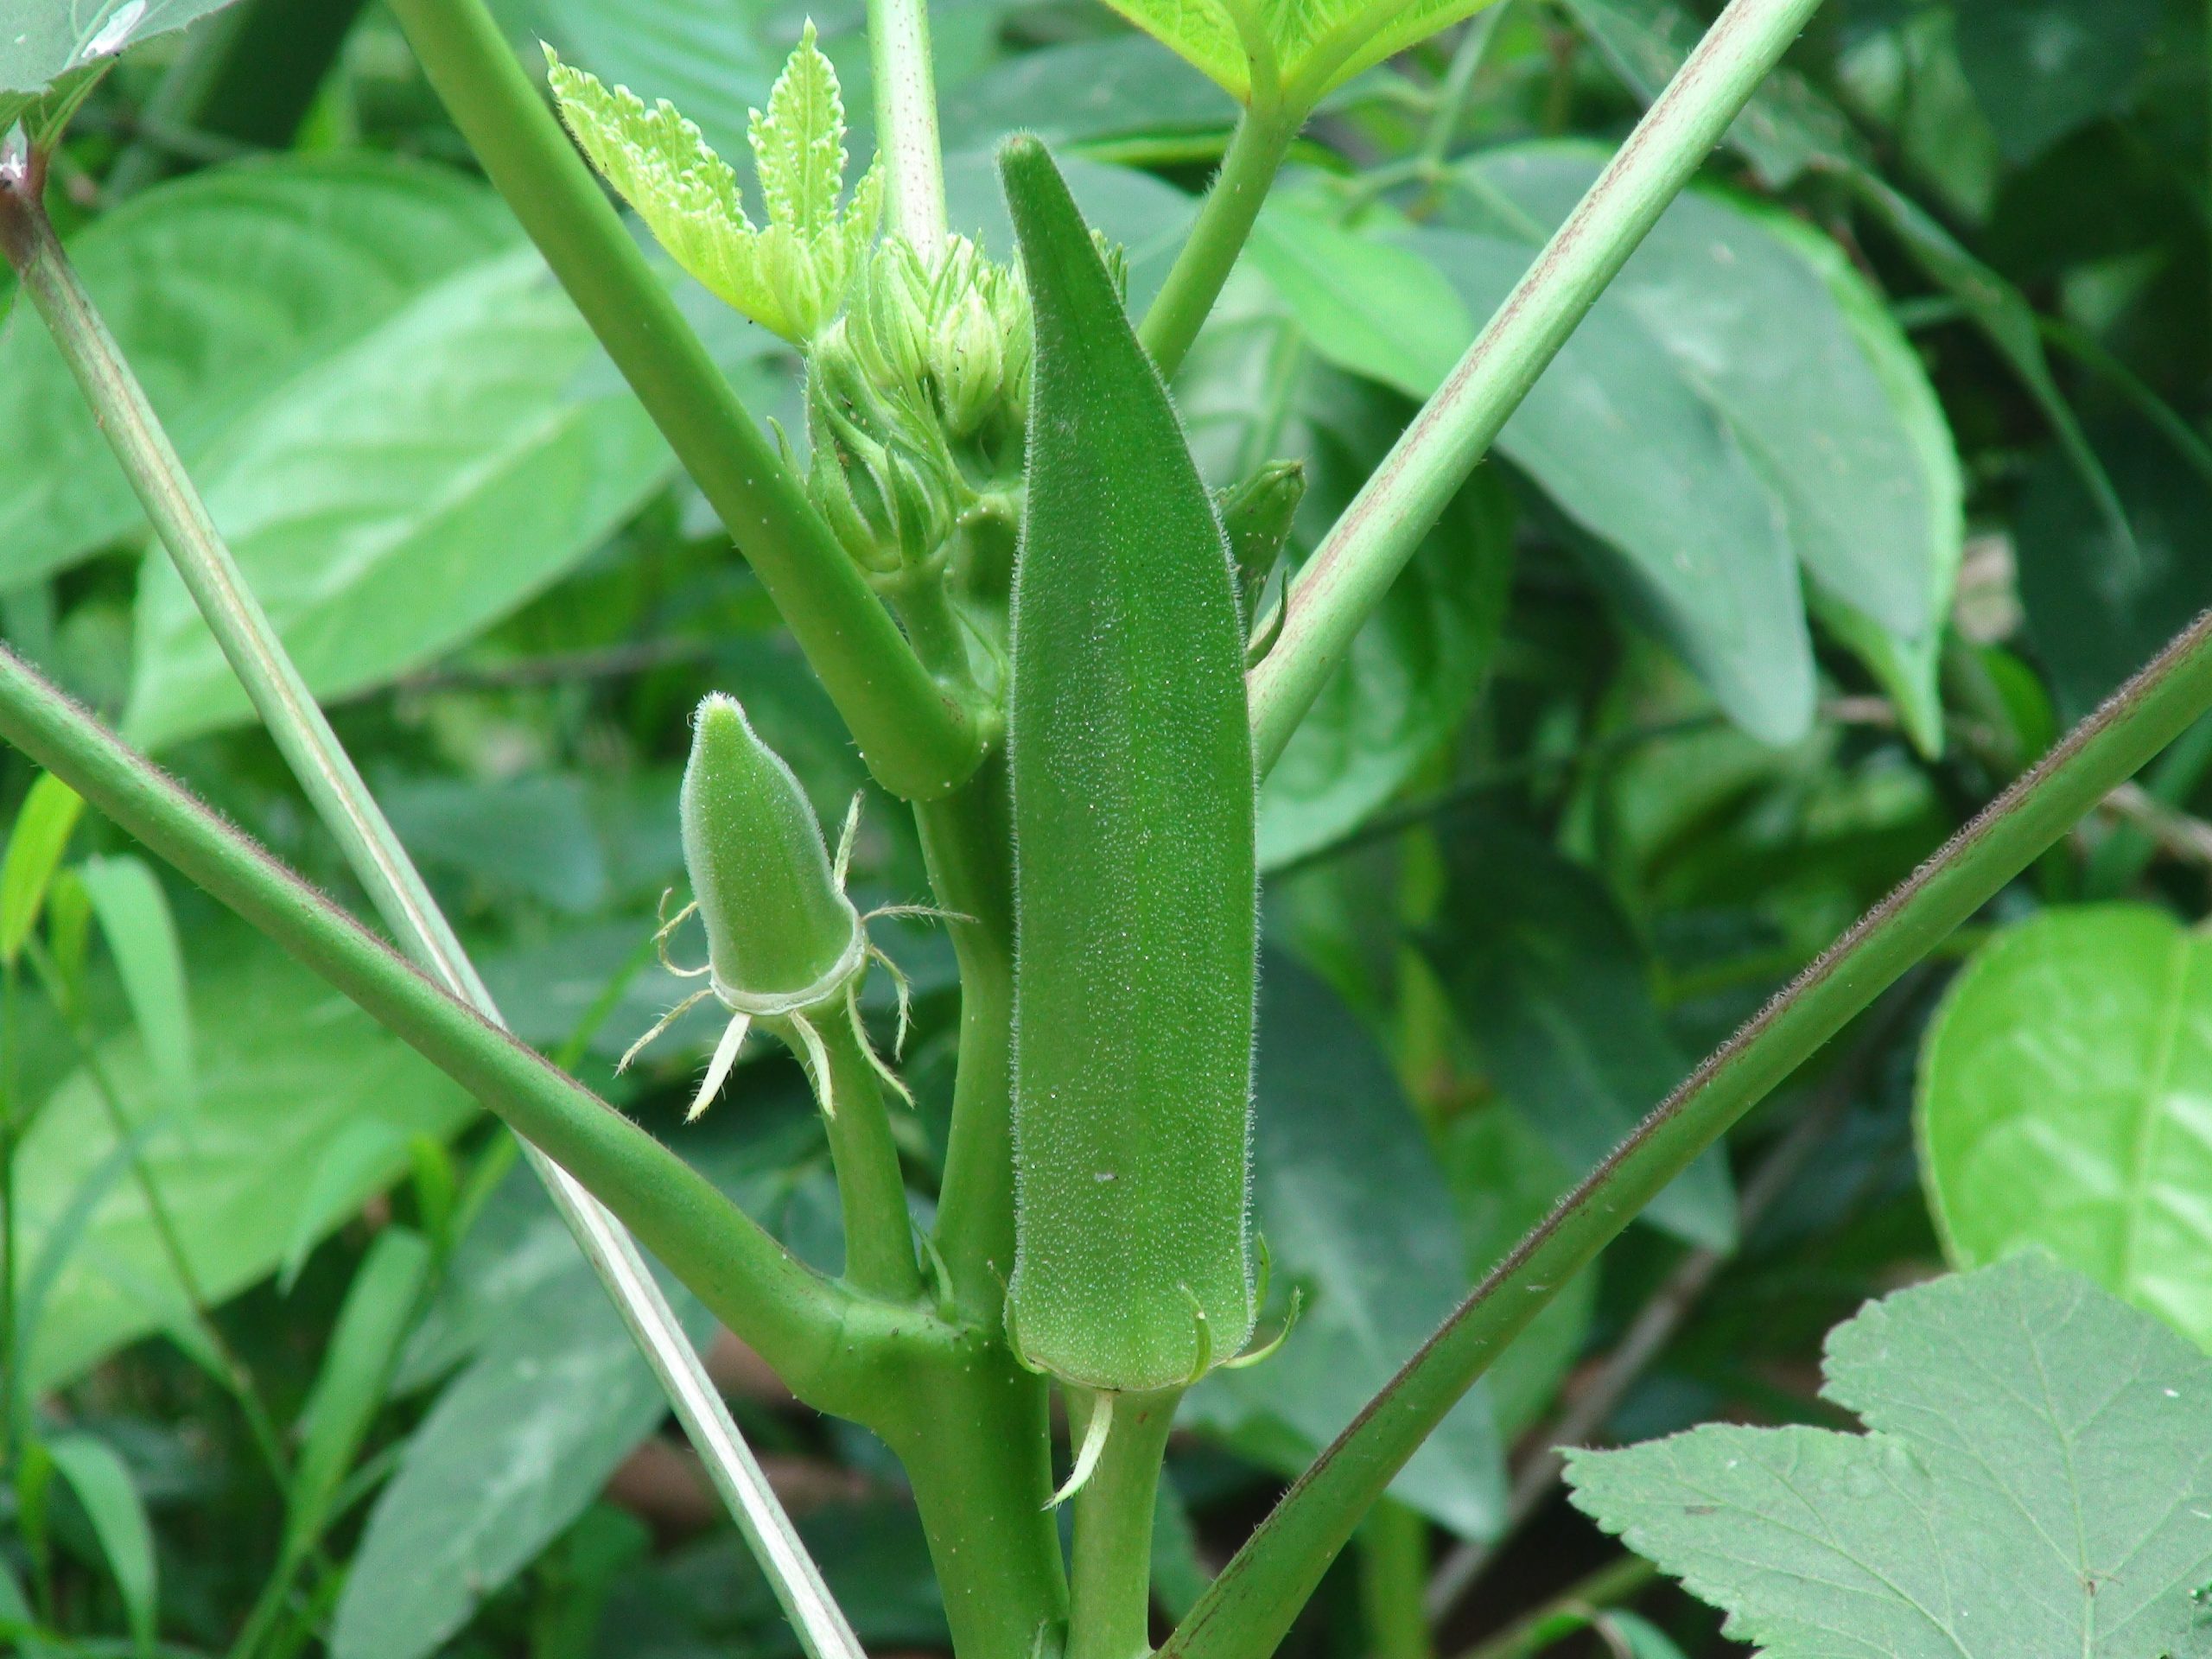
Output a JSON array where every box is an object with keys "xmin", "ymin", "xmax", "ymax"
[
  {"xmin": 1424, "ymin": 817, "xmax": 1734, "ymax": 1249},
  {"xmin": 1188, "ymin": 953, "xmax": 1506, "ymax": 1540},
  {"xmin": 44, "ymin": 1434, "xmax": 157, "ymax": 1658},
  {"xmin": 1954, "ymin": 0, "xmax": 2160, "ymax": 163},
  {"xmin": 1567, "ymin": 1255, "xmax": 2212, "ymax": 1658},
  {"xmin": 0, "ymin": 0, "xmax": 248, "ymax": 99}
]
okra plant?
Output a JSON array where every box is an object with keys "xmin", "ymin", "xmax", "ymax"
[{"xmin": 3, "ymin": 0, "xmax": 2212, "ymax": 1657}]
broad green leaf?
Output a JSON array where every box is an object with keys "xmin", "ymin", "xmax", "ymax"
[
  {"xmin": 0, "ymin": 0, "xmax": 249, "ymax": 105},
  {"xmin": 937, "ymin": 38, "xmax": 1229, "ymax": 155},
  {"xmin": 331, "ymin": 1263, "xmax": 715, "ymax": 1659},
  {"xmin": 1440, "ymin": 147, "xmax": 1960, "ymax": 727},
  {"xmin": 2015, "ymin": 427, "xmax": 2212, "ymax": 721},
  {"xmin": 1424, "ymin": 817, "xmax": 1735, "ymax": 1249},
  {"xmin": 1187, "ymin": 953, "xmax": 1506, "ymax": 1541},
  {"xmin": 1003, "ymin": 137, "xmax": 1256, "ymax": 1392},
  {"xmin": 1567, "ymin": 1255, "xmax": 2212, "ymax": 1659},
  {"xmin": 14, "ymin": 931, "xmax": 474, "ymax": 1391},
  {"xmin": 287, "ymin": 1228, "xmax": 434, "ymax": 1560},
  {"xmin": 0, "ymin": 773, "xmax": 83, "ymax": 966},
  {"xmin": 43, "ymin": 1433, "xmax": 157, "ymax": 1658},
  {"xmin": 0, "ymin": 156, "xmax": 515, "ymax": 588},
  {"xmin": 124, "ymin": 245, "xmax": 672, "ymax": 748},
  {"xmin": 1917, "ymin": 906, "xmax": 2212, "ymax": 1351},
  {"xmin": 1954, "ymin": 0, "xmax": 2159, "ymax": 163},
  {"xmin": 1099, "ymin": 0, "xmax": 1502, "ymax": 111},
  {"xmin": 277, "ymin": 1119, "xmax": 410, "ymax": 1296},
  {"xmin": 78, "ymin": 855, "xmax": 193, "ymax": 1108},
  {"xmin": 545, "ymin": 27, "xmax": 880, "ymax": 343},
  {"xmin": 1259, "ymin": 200, "xmax": 1812, "ymax": 745}
]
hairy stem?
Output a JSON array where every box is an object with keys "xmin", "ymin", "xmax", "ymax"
[
  {"xmin": 382, "ymin": 0, "xmax": 982, "ymax": 802},
  {"xmin": 0, "ymin": 647, "xmax": 917, "ymax": 1419},
  {"xmin": 1138, "ymin": 102, "xmax": 1301, "ymax": 379},
  {"xmin": 916, "ymin": 756, "xmax": 1020, "ymax": 1314},
  {"xmin": 804, "ymin": 1010, "xmax": 923, "ymax": 1301},
  {"xmin": 1246, "ymin": 0, "xmax": 1827, "ymax": 772},
  {"xmin": 1069, "ymin": 1389, "xmax": 1181, "ymax": 1659},
  {"xmin": 0, "ymin": 174, "xmax": 869, "ymax": 1659},
  {"xmin": 868, "ymin": 0, "xmax": 947, "ymax": 248},
  {"xmin": 1163, "ymin": 607, "xmax": 2212, "ymax": 1659}
]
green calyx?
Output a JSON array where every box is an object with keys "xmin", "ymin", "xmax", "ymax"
[
  {"xmin": 1216, "ymin": 457, "xmax": 1306, "ymax": 622},
  {"xmin": 545, "ymin": 23, "xmax": 880, "ymax": 346},
  {"xmin": 626, "ymin": 694, "xmax": 920, "ymax": 1123}
]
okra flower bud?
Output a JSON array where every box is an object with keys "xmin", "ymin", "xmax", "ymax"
[{"xmin": 621, "ymin": 696, "xmax": 921, "ymax": 1123}]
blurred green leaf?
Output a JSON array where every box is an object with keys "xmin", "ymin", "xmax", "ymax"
[
  {"xmin": 15, "ymin": 931, "xmax": 474, "ymax": 1391},
  {"xmin": 287, "ymin": 1227, "xmax": 434, "ymax": 1561},
  {"xmin": 938, "ymin": 36, "xmax": 1228, "ymax": 153},
  {"xmin": 124, "ymin": 244, "xmax": 673, "ymax": 747},
  {"xmin": 277, "ymin": 1119, "xmax": 410, "ymax": 1296},
  {"xmin": 0, "ymin": 773, "xmax": 83, "ymax": 967},
  {"xmin": 0, "ymin": 156, "xmax": 514, "ymax": 589},
  {"xmin": 1918, "ymin": 906, "xmax": 2212, "ymax": 1350},
  {"xmin": 0, "ymin": 0, "xmax": 245, "ymax": 99},
  {"xmin": 331, "ymin": 1259, "xmax": 714, "ymax": 1659},
  {"xmin": 77, "ymin": 855, "xmax": 193, "ymax": 1108},
  {"xmin": 943, "ymin": 147, "xmax": 1197, "ymax": 314},
  {"xmin": 2016, "ymin": 426, "xmax": 2212, "ymax": 720},
  {"xmin": 1567, "ymin": 1256, "xmax": 2212, "ymax": 1658},
  {"xmin": 1100, "ymin": 0, "xmax": 1496, "ymax": 109},
  {"xmin": 43, "ymin": 1433, "xmax": 157, "ymax": 1659},
  {"xmin": 1187, "ymin": 951, "xmax": 1506, "ymax": 1541},
  {"xmin": 1954, "ymin": 0, "xmax": 2159, "ymax": 163},
  {"xmin": 1425, "ymin": 817, "xmax": 1735, "ymax": 1249}
]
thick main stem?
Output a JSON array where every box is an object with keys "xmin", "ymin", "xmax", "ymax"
[
  {"xmin": 1137, "ymin": 103, "xmax": 1300, "ymax": 379},
  {"xmin": 384, "ymin": 0, "xmax": 982, "ymax": 802},
  {"xmin": 1165, "ymin": 609, "xmax": 2212, "ymax": 1659},
  {"xmin": 1246, "ymin": 0, "xmax": 1828, "ymax": 772},
  {"xmin": 0, "ymin": 175, "xmax": 870, "ymax": 1659},
  {"xmin": 1068, "ymin": 1389, "xmax": 1182, "ymax": 1659},
  {"xmin": 868, "ymin": 0, "xmax": 947, "ymax": 249}
]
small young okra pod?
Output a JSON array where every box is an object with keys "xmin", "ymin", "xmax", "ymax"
[
  {"xmin": 623, "ymin": 695, "xmax": 919, "ymax": 1123},
  {"xmin": 1001, "ymin": 137, "xmax": 1260, "ymax": 1396}
]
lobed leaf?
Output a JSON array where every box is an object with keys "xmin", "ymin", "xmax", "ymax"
[
  {"xmin": 1568, "ymin": 1255, "xmax": 2212, "ymax": 1659},
  {"xmin": 1100, "ymin": 0, "xmax": 1503, "ymax": 111}
]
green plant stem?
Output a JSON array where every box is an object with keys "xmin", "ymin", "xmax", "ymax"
[
  {"xmin": 0, "ymin": 645, "xmax": 910, "ymax": 1414},
  {"xmin": 1068, "ymin": 1389, "xmax": 1180, "ymax": 1659},
  {"xmin": 868, "ymin": 0, "xmax": 947, "ymax": 248},
  {"xmin": 1358, "ymin": 1501, "xmax": 1434, "ymax": 1659},
  {"xmin": 1161, "ymin": 607, "xmax": 2212, "ymax": 1659},
  {"xmin": 0, "ymin": 961, "xmax": 17, "ymax": 1473},
  {"xmin": 0, "ymin": 169, "xmax": 871, "ymax": 1659},
  {"xmin": 1138, "ymin": 101, "xmax": 1301, "ymax": 379},
  {"xmin": 1246, "ymin": 0, "xmax": 1827, "ymax": 772},
  {"xmin": 1451, "ymin": 1555, "xmax": 1658, "ymax": 1659},
  {"xmin": 916, "ymin": 756, "xmax": 1020, "ymax": 1315},
  {"xmin": 381, "ymin": 0, "xmax": 982, "ymax": 803},
  {"xmin": 802, "ymin": 1011, "xmax": 923, "ymax": 1300}
]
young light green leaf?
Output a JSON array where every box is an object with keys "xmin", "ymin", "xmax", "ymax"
[
  {"xmin": 79, "ymin": 854, "xmax": 194, "ymax": 1108},
  {"xmin": 1002, "ymin": 135, "xmax": 1257, "ymax": 1394},
  {"xmin": 1917, "ymin": 906, "xmax": 2212, "ymax": 1351},
  {"xmin": 1567, "ymin": 1255, "xmax": 2212, "ymax": 1659},
  {"xmin": 1103, "ymin": 0, "xmax": 1503, "ymax": 111},
  {"xmin": 749, "ymin": 23, "xmax": 845, "ymax": 240},
  {"xmin": 545, "ymin": 27, "xmax": 881, "ymax": 344},
  {"xmin": 0, "ymin": 772, "xmax": 83, "ymax": 966},
  {"xmin": 44, "ymin": 1433, "xmax": 159, "ymax": 1659},
  {"xmin": 287, "ymin": 1227, "xmax": 434, "ymax": 1562}
]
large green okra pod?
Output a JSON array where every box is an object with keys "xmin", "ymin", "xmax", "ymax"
[{"xmin": 1001, "ymin": 136, "xmax": 1260, "ymax": 1396}]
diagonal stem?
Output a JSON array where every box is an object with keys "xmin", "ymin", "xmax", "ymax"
[
  {"xmin": 0, "ymin": 175, "xmax": 869, "ymax": 1659},
  {"xmin": 1246, "ymin": 0, "xmax": 1828, "ymax": 773},
  {"xmin": 1164, "ymin": 605, "xmax": 2212, "ymax": 1659},
  {"xmin": 383, "ymin": 0, "xmax": 982, "ymax": 803}
]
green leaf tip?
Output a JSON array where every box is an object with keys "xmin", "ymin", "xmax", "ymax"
[{"xmin": 544, "ymin": 25, "xmax": 880, "ymax": 344}]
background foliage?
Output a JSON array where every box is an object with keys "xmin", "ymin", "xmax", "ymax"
[{"xmin": 1, "ymin": 0, "xmax": 2208, "ymax": 1654}]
